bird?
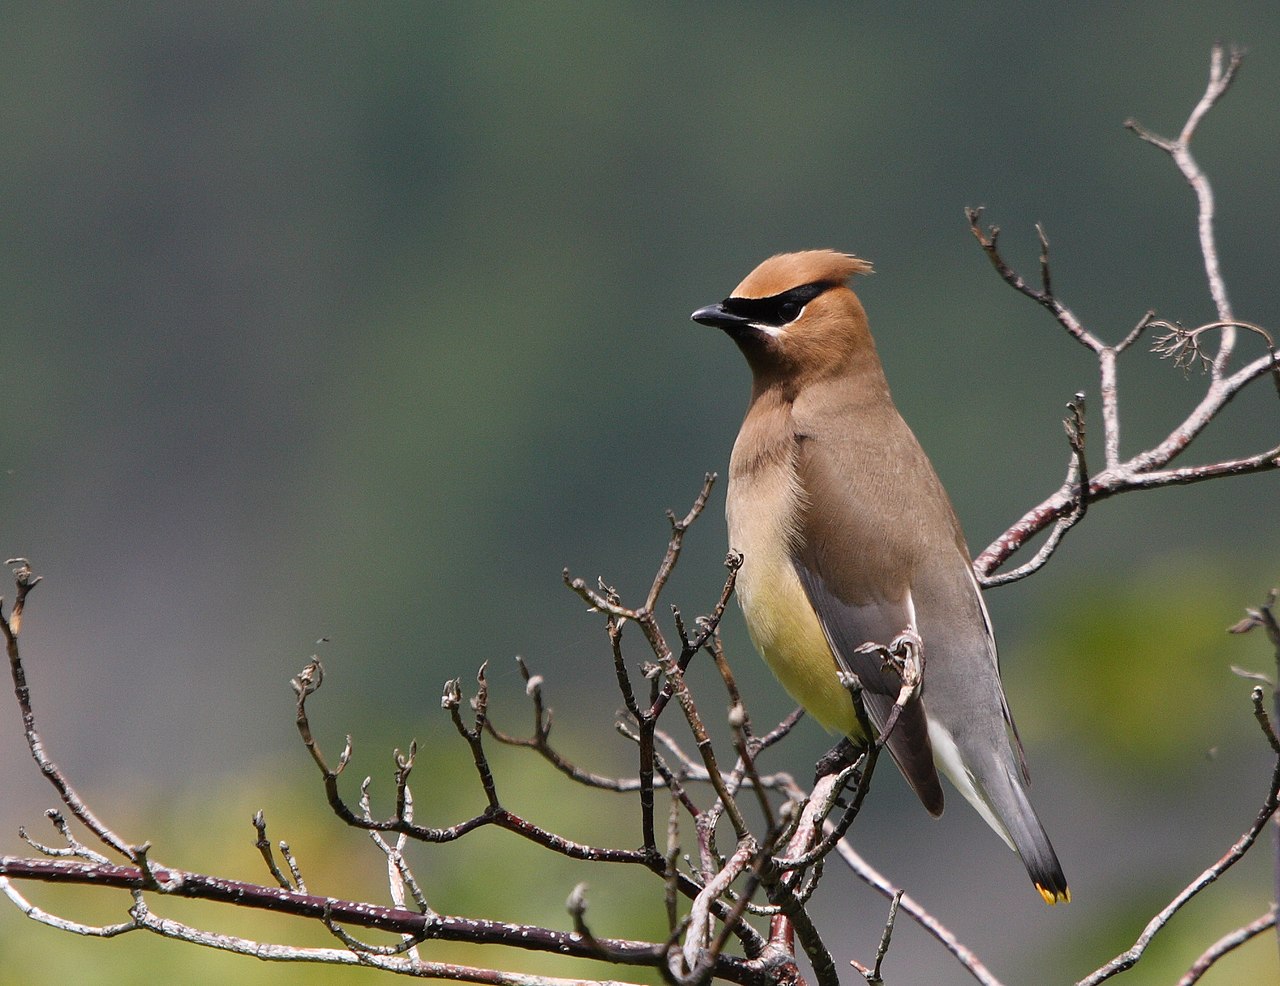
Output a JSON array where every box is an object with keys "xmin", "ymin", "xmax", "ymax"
[{"xmin": 691, "ymin": 249, "xmax": 1069, "ymax": 904}]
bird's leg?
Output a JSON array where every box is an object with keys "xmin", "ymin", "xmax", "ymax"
[
  {"xmin": 872, "ymin": 630, "xmax": 925, "ymax": 747},
  {"xmin": 819, "ymin": 673, "xmax": 873, "ymax": 806}
]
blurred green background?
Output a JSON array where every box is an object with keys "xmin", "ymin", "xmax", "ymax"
[{"xmin": 2, "ymin": 4, "xmax": 1279, "ymax": 984}]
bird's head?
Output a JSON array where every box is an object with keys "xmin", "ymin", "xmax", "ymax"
[{"xmin": 691, "ymin": 250, "xmax": 876, "ymax": 389}]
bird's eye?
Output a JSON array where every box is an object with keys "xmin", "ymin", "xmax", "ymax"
[{"xmin": 777, "ymin": 300, "xmax": 801, "ymax": 323}]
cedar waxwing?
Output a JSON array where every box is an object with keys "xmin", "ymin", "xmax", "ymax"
[{"xmin": 692, "ymin": 250, "xmax": 1069, "ymax": 904}]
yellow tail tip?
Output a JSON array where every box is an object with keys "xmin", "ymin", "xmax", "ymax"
[{"xmin": 1037, "ymin": 883, "xmax": 1071, "ymax": 905}]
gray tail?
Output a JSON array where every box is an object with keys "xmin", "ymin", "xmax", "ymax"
[{"xmin": 986, "ymin": 763, "xmax": 1070, "ymax": 904}]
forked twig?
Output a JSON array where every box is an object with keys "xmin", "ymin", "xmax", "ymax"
[{"xmin": 970, "ymin": 44, "xmax": 1277, "ymax": 584}]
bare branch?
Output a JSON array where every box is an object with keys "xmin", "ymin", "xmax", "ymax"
[
  {"xmin": 966, "ymin": 209, "xmax": 1103, "ymax": 353},
  {"xmin": 1177, "ymin": 906, "xmax": 1277, "ymax": 986},
  {"xmin": 2, "ymin": 560, "xmax": 142, "ymax": 862},
  {"xmin": 681, "ymin": 839, "xmax": 757, "ymax": 974},
  {"xmin": 0, "ymin": 855, "xmax": 770, "ymax": 984},
  {"xmin": 979, "ymin": 393, "xmax": 1090, "ymax": 588},
  {"xmin": 298, "ymin": 661, "xmax": 659, "ymax": 865},
  {"xmin": 1077, "ymin": 726, "xmax": 1280, "ymax": 983},
  {"xmin": 1249, "ymin": 686, "xmax": 1280, "ymax": 756},
  {"xmin": 832, "ymin": 842, "xmax": 1005, "ymax": 986},
  {"xmin": 0, "ymin": 876, "xmax": 140, "ymax": 939},
  {"xmin": 1126, "ymin": 42, "xmax": 1244, "ymax": 369},
  {"xmin": 851, "ymin": 890, "xmax": 903, "ymax": 986},
  {"xmin": 646, "ymin": 473, "xmax": 717, "ymax": 615},
  {"xmin": 252, "ymin": 811, "xmax": 293, "ymax": 890},
  {"xmin": 971, "ymin": 46, "xmax": 1278, "ymax": 582}
]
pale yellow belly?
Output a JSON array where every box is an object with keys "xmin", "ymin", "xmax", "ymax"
[{"xmin": 727, "ymin": 474, "xmax": 861, "ymax": 739}]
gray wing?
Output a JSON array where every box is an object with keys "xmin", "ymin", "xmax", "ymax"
[
  {"xmin": 791, "ymin": 429, "xmax": 945, "ymax": 814},
  {"xmin": 792, "ymin": 562, "xmax": 945, "ymax": 814}
]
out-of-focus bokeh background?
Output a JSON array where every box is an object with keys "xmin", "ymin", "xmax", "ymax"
[{"xmin": 2, "ymin": 5, "xmax": 1278, "ymax": 984}]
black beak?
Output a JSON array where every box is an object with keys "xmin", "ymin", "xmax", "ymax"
[{"xmin": 691, "ymin": 302, "xmax": 752, "ymax": 331}]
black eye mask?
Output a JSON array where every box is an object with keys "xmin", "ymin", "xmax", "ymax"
[{"xmin": 720, "ymin": 282, "xmax": 834, "ymax": 327}]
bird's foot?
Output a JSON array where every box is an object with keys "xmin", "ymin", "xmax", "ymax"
[
  {"xmin": 814, "ymin": 736, "xmax": 864, "ymax": 784},
  {"xmin": 885, "ymin": 629, "xmax": 924, "ymax": 690}
]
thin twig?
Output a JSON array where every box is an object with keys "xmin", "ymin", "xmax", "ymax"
[
  {"xmin": 851, "ymin": 890, "xmax": 904, "ymax": 985},
  {"xmin": 296, "ymin": 662, "xmax": 657, "ymax": 864},
  {"xmin": 1126, "ymin": 43, "xmax": 1244, "ymax": 370},
  {"xmin": 832, "ymin": 842, "xmax": 1005, "ymax": 986},
  {"xmin": 1076, "ymin": 757, "xmax": 1280, "ymax": 984},
  {"xmin": 646, "ymin": 473, "xmax": 717, "ymax": 616},
  {"xmin": 979, "ymin": 393, "xmax": 1090, "ymax": 588},
  {"xmin": 681, "ymin": 839, "xmax": 757, "ymax": 974},
  {"xmin": 252, "ymin": 811, "xmax": 293, "ymax": 890},
  {"xmin": 2, "ymin": 561, "xmax": 141, "ymax": 862},
  {"xmin": 966, "ymin": 210, "xmax": 1103, "ymax": 353},
  {"xmin": 969, "ymin": 46, "xmax": 1277, "ymax": 583},
  {"xmin": 1176, "ymin": 906, "xmax": 1277, "ymax": 986}
]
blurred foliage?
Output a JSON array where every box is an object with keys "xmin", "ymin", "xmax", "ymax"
[
  {"xmin": 1023, "ymin": 554, "xmax": 1273, "ymax": 768},
  {"xmin": 1, "ymin": 2, "xmax": 1278, "ymax": 983}
]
